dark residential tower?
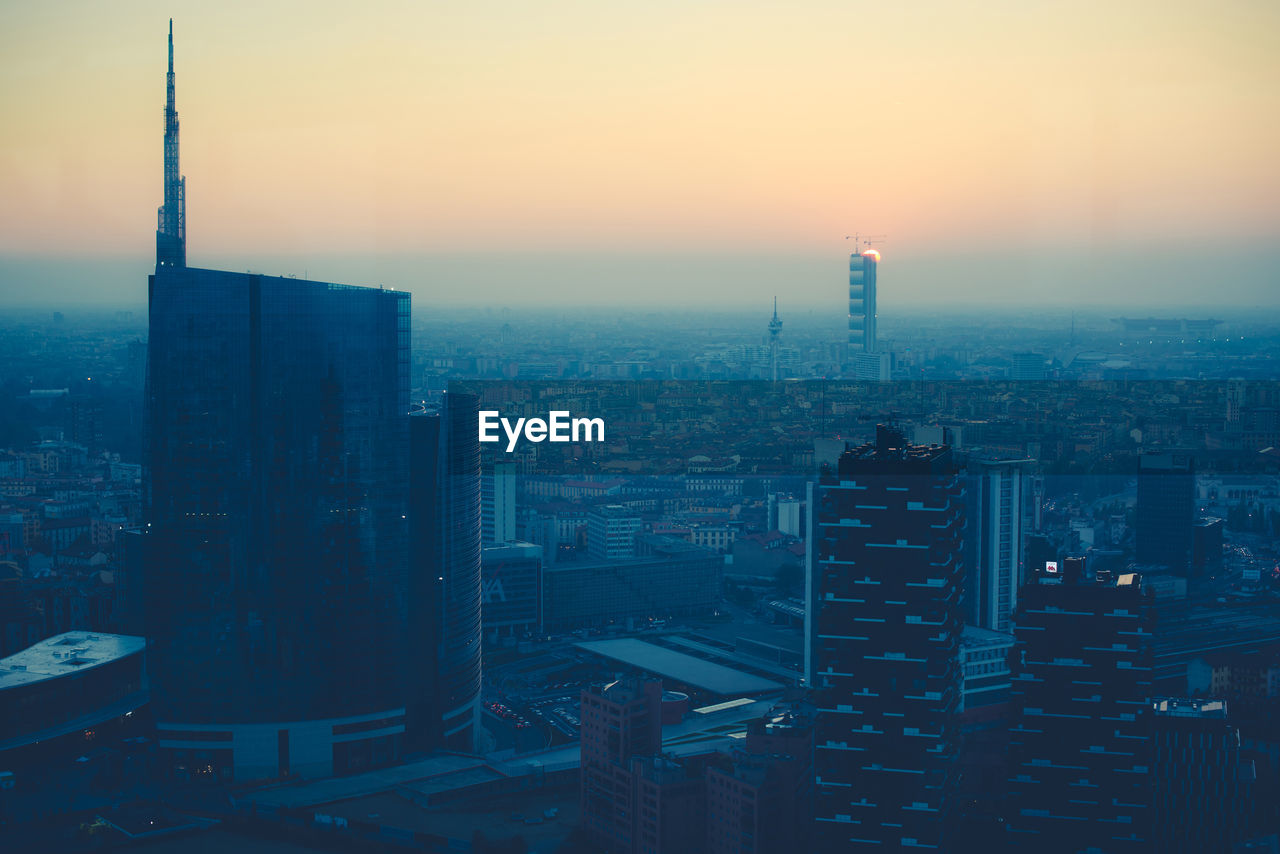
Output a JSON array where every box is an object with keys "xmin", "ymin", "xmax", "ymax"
[
  {"xmin": 705, "ymin": 706, "xmax": 815, "ymax": 854},
  {"xmin": 806, "ymin": 425, "xmax": 965, "ymax": 849},
  {"xmin": 580, "ymin": 677, "xmax": 665, "ymax": 851},
  {"xmin": 1151, "ymin": 698, "xmax": 1254, "ymax": 853},
  {"xmin": 1006, "ymin": 564, "xmax": 1155, "ymax": 852},
  {"xmin": 1136, "ymin": 453, "xmax": 1195, "ymax": 574}
]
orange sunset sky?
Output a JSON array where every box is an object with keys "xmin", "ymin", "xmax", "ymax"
[{"xmin": 1, "ymin": 0, "xmax": 1278, "ymax": 308}]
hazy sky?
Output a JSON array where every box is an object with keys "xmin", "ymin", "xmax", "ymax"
[{"xmin": 1, "ymin": 0, "xmax": 1278, "ymax": 308}]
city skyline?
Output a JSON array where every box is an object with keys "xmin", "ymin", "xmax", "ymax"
[
  {"xmin": 3, "ymin": 7, "xmax": 1280, "ymax": 851},
  {"xmin": 1, "ymin": 1, "xmax": 1278, "ymax": 308}
]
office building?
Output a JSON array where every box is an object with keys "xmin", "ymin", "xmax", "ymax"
[
  {"xmin": 0, "ymin": 632, "xmax": 147, "ymax": 761},
  {"xmin": 1006, "ymin": 564, "xmax": 1154, "ymax": 852},
  {"xmin": 806, "ymin": 425, "xmax": 965, "ymax": 849},
  {"xmin": 1151, "ymin": 698, "xmax": 1254, "ymax": 854},
  {"xmin": 848, "ymin": 249, "xmax": 890, "ymax": 380},
  {"xmin": 848, "ymin": 249, "xmax": 879, "ymax": 355},
  {"xmin": 481, "ymin": 461, "xmax": 517, "ymax": 545},
  {"xmin": 1136, "ymin": 453, "xmax": 1195, "ymax": 574},
  {"xmin": 407, "ymin": 392, "xmax": 483, "ymax": 753},
  {"xmin": 481, "ymin": 541, "xmax": 542, "ymax": 642},
  {"xmin": 580, "ymin": 677, "xmax": 665, "ymax": 851},
  {"xmin": 954, "ymin": 625, "xmax": 1017, "ymax": 844},
  {"xmin": 706, "ymin": 706, "xmax": 814, "ymax": 854},
  {"xmin": 631, "ymin": 755, "xmax": 709, "ymax": 854},
  {"xmin": 580, "ymin": 676, "xmax": 757, "ymax": 854},
  {"xmin": 587, "ymin": 505, "xmax": 643, "ymax": 560},
  {"xmin": 852, "ymin": 350, "xmax": 891, "ymax": 382},
  {"xmin": 1009, "ymin": 352, "xmax": 1046, "ymax": 380},
  {"xmin": 144, "ymin": 24, "xmax": 414, "ymax": 780},
  {"xmin": 958, "ymin": 624, "xmax": 1015, "ymax": 714},
  {"xmin": 963, "ymin": 456, "xmax": 1033, "ymax": 633},
  {"xmin": 684, "ymin": 523, "xmax": 735, "ymax": 553},
  {"xmin": 542, "ymin": 536, "xmax": 722, "ymax": 633},
  {"xmin": 767, "ymin": 493, "xmax": 802, "ymax": 538},
  {"xmin": 147, "ymin": 274, "xmax": 411, "ymax": 780},
  {"xmin": 1192, "ymin": 516, "xmax": 1224, "ymax": 576}
]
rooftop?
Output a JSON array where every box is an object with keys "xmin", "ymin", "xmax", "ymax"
[
  {"xmin": 589, "ymin": 504, "xmax": 639, "ymax": 518},
  {"xmin": 0, "ymin": 631, "xmax": 145, "ymax": 691},
  {"xmin": 574, "ymin": 638, "xmax": 783, "ymax": 696},
  {"xmin": 242, "ymin": 753, "xmax": 498, "ymax": 810},
  {"xmin": 545, "ymin": 541, "xmax": 718, "ymax": 572},
  {"xmin": 831, "ymin": 425, "xmax": 956, "ymax": 478},
  {"xmin": 1152, "ymin": 697, "xmax": 1228, "ymax": 719},
  {"xmin": 481, "ymin": 541, "xmax": 543, "ymax": 561},
  {"xmin": 961, "ymin": 624, "xmax": 1017, "ymax": 649}
]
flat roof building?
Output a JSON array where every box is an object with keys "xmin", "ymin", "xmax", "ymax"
[
  {"xmin": 575, "ymin": 638, "xmax": 783, "ymax": 697},
  {"xmin": 542, "ymin": 537, "xmax": 722, "ymax": 632},
  {"xmin": 481, "ymin": 541, "xmax": 543, "ymax": 642},
  {"xmin": 0, "ymin": 631, "xmax": 147, "ymax": 754}
]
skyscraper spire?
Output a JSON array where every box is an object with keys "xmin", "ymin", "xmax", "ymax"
[{"xmin": 156, "ymin": 18, "xmax": 186, "ymax": 269}]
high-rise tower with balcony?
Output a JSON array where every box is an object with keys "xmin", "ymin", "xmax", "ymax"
[
  {"xmin": 806, "ymin": 425, "xmax": 965, "ymax": 849},
  {"xmin": 1006, "ymin": 563, "xmax": 1155, "ymax": 852}
]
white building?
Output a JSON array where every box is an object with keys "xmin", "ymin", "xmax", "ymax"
[{"xmin": 481, "ymin": 462, "xmax": 518, "ymax": 545}]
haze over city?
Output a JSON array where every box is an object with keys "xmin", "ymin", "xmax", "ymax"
[
  {"xmin": 2, "ymin": 0, "xmax": 1278, "ymax": 309},
  {"xmin": 5, "ymin": 4, "xmax": 1280, "ymax": 853}
]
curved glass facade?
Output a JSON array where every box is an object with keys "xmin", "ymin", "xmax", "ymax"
[{"xmin": 145, "ymin": 268, "xmax": 411, "ymax": 736}]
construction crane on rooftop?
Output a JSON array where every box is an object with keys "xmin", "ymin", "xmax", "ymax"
[{"xmin": 845, "ymin": 234, "xmax": 888, "ymax": 254}]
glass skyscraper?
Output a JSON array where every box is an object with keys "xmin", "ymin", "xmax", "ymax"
[
  {"xmin": 142, "ymin": 24, "xmax": 416, "ymax": 780},
  {"xmin": 407, "ymin": 392, "xmax": 482, "ymax": 753},
  {"xmin": 145, "ymin": 269, "xmax": 412, "ymax": 780}
]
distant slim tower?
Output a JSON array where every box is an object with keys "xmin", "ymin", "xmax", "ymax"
[
  {"xmin": 849, "ymin": 249, "xmax": 890, "ymax": 380},
  {"xmin": 156, "ymin": 19, "xmax": 185, "ymax": 269},
  {"xmin": 768, "ymin": 297, "xmax": 783, "ymax": 382},
  {"xmin": 848, "ymin": 250, "xmax": 878, "ymax": 354}
]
